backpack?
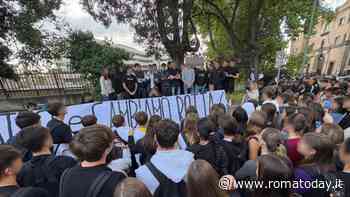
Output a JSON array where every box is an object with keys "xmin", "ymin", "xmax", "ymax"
[
  {"xmin": 59, "ymin": 168, "xmax": 113, "ymax": 197},
  {"xmin": 11, "ymin": 187, "xmax": 48, "ymax": 197},
  {"xmin": 146, "ymin": 162, "xmax": 187, "ymax": 197},
  {"xmin": 220, "ymin": 140, "xmax": 248, "ymax": 175},
  {"xmin": 191, "ymin": 142, "xmax": 220, "ymax": 175},
  {"xmin": 50, "ymin": 123, "xmax": 64, "ymax": 156},
  {"xmin": 11, "ymin": 188, "xmax": 32, "ymax": 197},
  {"xmin": 26, "ymin": 156, "xmax": 59, "ymax": 196}
]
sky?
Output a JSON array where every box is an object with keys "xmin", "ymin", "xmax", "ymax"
[
  {"xmin": 56, "ymin": 0, "xmax": 142, "ymax": 50},
  {"xmin": 324, "ymin": 0, "xmax": 346, "ymax": 8},
  {"xmin": 56, "ymin": 0, "xmax": 346, "ymax": 51}
]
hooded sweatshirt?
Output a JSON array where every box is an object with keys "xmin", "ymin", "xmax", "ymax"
[{"xmin": 135, "ymin": 149, "xmax": 194, "ymax": 194}]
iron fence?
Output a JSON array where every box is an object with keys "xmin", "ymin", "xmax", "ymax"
[{"xmin": 0, "ymin": 72, "xmax": 93, "ymax": 98}]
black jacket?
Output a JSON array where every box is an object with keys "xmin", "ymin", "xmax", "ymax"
[
  {"xmin": 187, "ymin": 142, "xmax": 229, "ymax": 176},
  {"xmin": 47, "ymin": 118, "xmax": 73, "ymax": 144},
  {"xmin": 17, "ymin": 155, "xmax": 76, "ymax": 197},
  {"xmin": 339, "ymin": 112, "xmax": 350, "ymax": 129}
]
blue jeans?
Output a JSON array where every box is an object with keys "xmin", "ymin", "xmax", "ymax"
[
  {"xmin": 184, "ymin": 87, "xmax": 193, "ymax": 94},
  {"xmin": 195, "ymin": 84, "xmax": 207, "ymax": 94},
  {"xmin": 171, "ymin": 86, "xmax": 181, "ymax": 95},
  {"xmin": 102, "ymin": 95, "xmax": 110, "ymax": 101}
]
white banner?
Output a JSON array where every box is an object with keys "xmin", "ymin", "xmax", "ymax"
[{"xmin": 0, "ymin": 90, "xmax": 227, "ymax": 143}]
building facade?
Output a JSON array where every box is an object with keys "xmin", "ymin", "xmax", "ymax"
[{"xmin": 290, "ymin": 0, "xmax": 350, "ymax": 76}]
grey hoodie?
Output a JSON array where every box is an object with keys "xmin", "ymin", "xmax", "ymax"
[{"xmin": 136, "ymin": 149, "xmax": 194, "ymax": 194}]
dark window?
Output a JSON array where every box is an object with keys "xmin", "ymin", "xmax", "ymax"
[
  {"xmin": 335, "ymin": 36, "xmax": 340, "ymax": 45},
  {"xmin": 321, "ymin": 39, "xmax": 325, "ymax": 48},
  {"xmin": 327, "ymin": 62, "xmax": 334, "ymax": 75},
  {"xmin": 339, "ymin": 17, "xmax": 345, "ymax": 26}
]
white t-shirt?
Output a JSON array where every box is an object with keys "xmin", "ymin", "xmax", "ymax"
[{"xmin": 100, "ymin": 76, "xmax": 114, "ymax": 96}]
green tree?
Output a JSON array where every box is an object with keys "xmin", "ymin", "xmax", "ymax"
[
  {"xmin": 81, "ymin": 0, "xmax": 200, "ymax": 66},
  {"xmin": 66, "ymin": 31, "xmax": 129, "ymax": 90},
  {"xmin": 1, "ymin": 0, "xmax": 64, "ymax": 78},
  {"xmin": 193, "ymin": 0, "xmax": 332, "ymax": 73},
  {"xmin": 286, "ymin": 54, "xmax": 304, "ymax": 77}
]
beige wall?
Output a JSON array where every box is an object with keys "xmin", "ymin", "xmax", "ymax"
[{"xmin": 291, "ymin": 0, "xmax": 350, "ymax": 75}]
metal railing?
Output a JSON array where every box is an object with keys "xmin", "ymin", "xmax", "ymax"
[{"xmin": 0, "ymin": 72, "xmax": 93, "ymax": 98}]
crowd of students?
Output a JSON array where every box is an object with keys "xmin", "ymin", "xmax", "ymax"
[
  {"xmin": 1, "ymin": 75, "xmax": 350, "ymax": 197},
  {"xmin": 99, "ymin": 59, "xmax": 240, "ymax": 100}
]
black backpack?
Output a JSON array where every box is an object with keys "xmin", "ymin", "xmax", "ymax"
[
  {"xmin": 11, "ymin": 187, "xmax": 49, "ymax": 197},
  {"xmin": 50, "ymin": 123, "xmax": 64, "ymax": 156},
  {"xmin": 191, "ymin": 142, "xmax": 225, "ymax": 176},
  {"xmin": 220, "ymin": 140, "xmax": 247, "ymax": 175},
  {"xmin": 11, "ymin": 188, "xmax": 32, "ymax": 197},
  {"xmin": 59, "ymin": 168, "xmax": 113, "ymax": 197},
  {"xmin": 146, "ymin": 162, "xmax": 187, "ymax": 197},
  {"xmin": 24, "ymin": 156, "xmax": 60, "ymax": 197}
]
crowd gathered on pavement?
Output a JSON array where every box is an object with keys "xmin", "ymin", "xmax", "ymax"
[{"xmin": 1, "ymin": 59, "xmax": 350, "ymax": 197}]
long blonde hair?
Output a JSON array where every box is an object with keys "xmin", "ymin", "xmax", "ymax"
[{"xmin": 183, "ymin": 113, "xmax": 200, "ymax": 145}]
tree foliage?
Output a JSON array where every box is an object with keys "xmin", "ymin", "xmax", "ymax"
[
  {"xmin": 285, "ymin": 54, "xmax": 304, "ymax": 77},
  {"xmin": 81, "ymin": 0, "xmax": 200, "ymax": 66},
  {"xmin": 0, "ymin": 0, "xmax": 65, "ymax": 78},
  {"xmin": 66, "ymin": 30, "xmax": 129, "ymax": 86},
  {"xmin": 193, "ymin": 0, "xmax": 332, "ymax": 72}
]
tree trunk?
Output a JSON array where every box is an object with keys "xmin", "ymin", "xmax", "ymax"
[{"xmin": 173, "ymin": 50, "xmax": 185, "ymax": 67}]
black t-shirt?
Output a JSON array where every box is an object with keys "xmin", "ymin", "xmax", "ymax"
[
  {"xmin": 60, "ymin": 165, "xmax": 126, "ymax": 197},
  {"xmin": 0, "ymin": 186, "xmax": 49, "ymax": 197},
  {"xmin": 167, "ymin": 68, "xmax": 181, "ymax": 85},
  {"xmin": 47, "ymin": 118, "xmax": 73, "ymax": 144},
  {"xmin": 134, "ymin": 71, "xmax": 145, "ymax": 83},
  {"xmin": 209, "ymin": 69, "xmax": 226, "ymax": 89},
  {"xmin": 123, "ymin": 74, "xmax": 137, "ymax": 92},
  {"xmin": 167, "ymin": 68, "xmax": 180, "ymax": 78},
  {"xmin": 111, "ymin": 72, "xmax": 123, "ymax": 94},
  {"xmin": 17, "ymin": 155, "xmax": 77, "ymax": 197},
  {"xmin": 195, "ymin": 69, "xmax": 208, "ymax": 86},
  {"xmin": 223, "ymin": 66, "xmax": 238, "ymax": 80}
]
